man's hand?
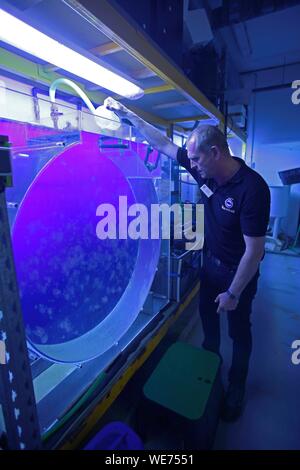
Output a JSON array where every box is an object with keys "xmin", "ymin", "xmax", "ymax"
[
  {"xmin": 104, "ymin": 97, "xmax": 132, "ymax": 120},
  {"xmin": 215, "ymin": 292, "xmax": 239, "ymax": 314}
]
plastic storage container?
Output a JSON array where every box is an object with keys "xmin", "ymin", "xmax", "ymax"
[{"xmin": 83, "ymin": 422, "xmax": 144, "ymax": 450}]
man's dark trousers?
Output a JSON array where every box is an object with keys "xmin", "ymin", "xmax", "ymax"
[{"xmin": 199, "ymin": 254, "xmax": 259, "ymax": 386}]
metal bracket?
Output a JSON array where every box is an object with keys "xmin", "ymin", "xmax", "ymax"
[
  {"xmin": 0, "ymin": 136, "xmax": 13, "ymax": 188},
  {"xmin": 98, "ymin": 136, "xmax": 129, "ymax": 150},
  {"xmin": 144, "ymin": 146, "xmax": 161, "ymax": 172}
]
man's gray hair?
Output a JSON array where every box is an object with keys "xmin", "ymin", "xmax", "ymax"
[{"xmin": 187, "ymin": 124, "xmax": 229, "ymax": 154}]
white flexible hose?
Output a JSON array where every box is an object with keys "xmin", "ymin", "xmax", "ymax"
[
  {"xmin": 49, "ymin": 78, "xmax": 96, "ymax": 113},
  {"xmin": 49, "ymin": 78, "xmax": 121, "ymax": 130}
]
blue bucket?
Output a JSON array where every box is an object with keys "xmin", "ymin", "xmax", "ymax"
[{"xmin": 83, "ymin": 422, "xmax": 144, "ymax": 450}]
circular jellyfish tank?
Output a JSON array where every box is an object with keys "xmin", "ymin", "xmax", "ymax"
[{"xmin": 9, "ymin": 130, "xmax": 161, "ymax": 363}]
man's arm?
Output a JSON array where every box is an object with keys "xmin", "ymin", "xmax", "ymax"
[
  {"xmin": 104, "ymin": 97, "xmax": 179, "ymax": 160},
  {"xmin": 215, "ymin": 235, "xmax": 265, "ymax": 314},
  {"xmin": 228, "ymin": 235, "xmax": 264, "ymax": 297}
]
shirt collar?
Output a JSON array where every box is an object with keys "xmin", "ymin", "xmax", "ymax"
[
  {"xmin": 206, "ymin": 157, "xmax": 246, "ymax": 191},
  {"xmin": 227, "ymin": 157, "xmax": 247, "ymax": 184}
]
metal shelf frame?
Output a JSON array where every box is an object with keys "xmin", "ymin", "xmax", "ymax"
[
  {"xmin": 70, "ymin": 0, "xmax": 246, "ymax": 141},
  {"xmin": 0, "ymin": 141, "xmax": 41, "ymax": 449}
]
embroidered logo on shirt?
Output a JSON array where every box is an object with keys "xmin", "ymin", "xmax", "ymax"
[
  {"xmin": 225, "ymin": 197, "xmax": 234, "ymax": 209},
  {"xmin": 222, "ymin": 197, "xmax": 235, "ymax": 213}
]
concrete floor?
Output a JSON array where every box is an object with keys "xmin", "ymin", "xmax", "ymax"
[
  {"xmin": 184, "ymin": 252, "xmax": 300, "ymax": 450},
  {"xmin": 82, "ymin": 252, "xmax": 300, "ymax": 450}
]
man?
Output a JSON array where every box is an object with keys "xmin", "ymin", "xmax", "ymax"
[{"xmin": 105, "ymin": 97, "xmax": 270, "ymax": 421}]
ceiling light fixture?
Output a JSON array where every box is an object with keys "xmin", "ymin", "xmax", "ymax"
[{"xmin": 0, "ymin": 8, "xmax": 144, "ymax": 99}]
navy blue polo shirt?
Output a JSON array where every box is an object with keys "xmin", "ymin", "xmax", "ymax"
[{"xmin": 177, "ymin": 148, "xmax": 271, "ymax": 266}]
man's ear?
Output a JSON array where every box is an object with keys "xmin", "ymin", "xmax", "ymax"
[{"xmin": 210, "ymin": 145, "xmax": 220, "ymax": 160}]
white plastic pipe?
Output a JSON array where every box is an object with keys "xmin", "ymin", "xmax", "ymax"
[{"xmin": 49, "ymin": 78, "xmax": 121, "ymax": 130}]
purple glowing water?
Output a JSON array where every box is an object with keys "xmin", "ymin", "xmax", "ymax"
[{"xmin": 10, "ymin": 132, "xmax": 160, "ymax": 362}]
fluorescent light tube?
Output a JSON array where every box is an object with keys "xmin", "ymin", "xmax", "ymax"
[{"xmin": 0, "ymin": 8, "xmax": 144, "ymax": 99}]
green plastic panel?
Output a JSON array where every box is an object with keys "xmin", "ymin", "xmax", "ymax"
[{"xmin": 143, "ymin": 342, "xmax": 220, "ymax": 420}]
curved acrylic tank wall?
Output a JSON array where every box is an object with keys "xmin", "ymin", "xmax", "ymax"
[{"xmin": 7, "ymin": 128, "xmax": 161, "ymax": 363}]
